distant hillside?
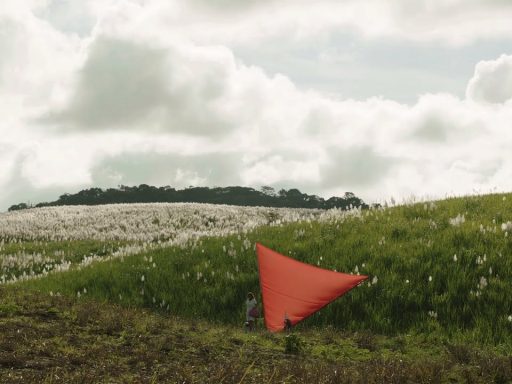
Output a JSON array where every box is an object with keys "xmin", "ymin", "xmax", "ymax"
[{"xmin": 8, "ymin": 185, "xmax": 369, "ymax": 212}]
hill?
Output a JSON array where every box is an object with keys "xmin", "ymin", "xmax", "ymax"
[
  {"xmin": 2, "ymin": 192, "xmax": 512, "ymax": 382},
  {"xmin": 3, "ymin": 193, "xmax": 512, "ymax": 343},
  {"xmin": 7, "ymin": 185, "xmax": 368, "ymax": 212}
]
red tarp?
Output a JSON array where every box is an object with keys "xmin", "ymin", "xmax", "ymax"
[{"xmin": 256, "ymin": 243, "xmax": 368, "ymax": 332}]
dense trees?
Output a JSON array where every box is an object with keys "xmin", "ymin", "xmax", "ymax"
[{"xmin": 8, "ymin": 185, "xmax": 368, "ymax": 211}]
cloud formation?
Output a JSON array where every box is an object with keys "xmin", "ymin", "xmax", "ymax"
[
  {"xmin": 466, "ymin": 54, "xmax": 512, "ymax": 104},
  {"xmin": 91, "ymin": 151, "xmax": 244, "ymax": 188},
  {"xmin": 161, "ymin": 0, "xmax": 512, "ymax": 46},
  {"xmin": 45, "ymin": 37, "xmax": 170, "ymax": 130},
  {"xmin": 1, "ymin": 0, "xmax": 512, "ymax": 211},
  {"xmin": 42, "ymin": 34, "xmax": 293, "ymax": 138}
]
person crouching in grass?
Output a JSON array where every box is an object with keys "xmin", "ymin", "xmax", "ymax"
[{"xmin": 245, "ymin": 292, "xmax": 258, "ymax": 331}]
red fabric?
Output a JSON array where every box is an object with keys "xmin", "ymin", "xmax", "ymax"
[{"xmin": 256, "ymin": 243, "xmax": 368, "ymax": 332}]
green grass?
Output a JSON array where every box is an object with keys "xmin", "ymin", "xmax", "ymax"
[{"xmin": 13, "ymin": 192, "xmax": 512, "ymax": 346}]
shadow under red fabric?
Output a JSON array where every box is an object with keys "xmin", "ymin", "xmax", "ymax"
[{"xmin": 256, "ymin": 243, "xmax": 368, "ymax": 332}]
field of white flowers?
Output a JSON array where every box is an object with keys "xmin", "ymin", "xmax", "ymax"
[
  {"xmin": 0, "ymin": 203, "xmax": 326, "ymax": 242},
  {"xmin": 0, "ymin": 203, "xmax": 334, "ymax": 284}
]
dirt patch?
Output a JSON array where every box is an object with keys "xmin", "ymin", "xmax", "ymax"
[{"xmin": 0, "ymin": 286, "xmax": 510, "ymax": 383}]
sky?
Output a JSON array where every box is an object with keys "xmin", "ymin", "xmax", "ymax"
[{"xmin": 1, "ymin": 0, "xmax": 512, "ymax": 211}]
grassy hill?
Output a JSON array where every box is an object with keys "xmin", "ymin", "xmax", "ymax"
[
  {"xmin": 2, "ymin": 193, "xmax": 512, "ymax": 382},
  {"xmin": 8, "ymin": 192, "xmax": 512, "ymax": 343}
]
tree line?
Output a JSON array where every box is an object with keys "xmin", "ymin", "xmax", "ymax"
[{"xmin": 8, "ymin": 185, "xmax": 370, "ymax": 212}]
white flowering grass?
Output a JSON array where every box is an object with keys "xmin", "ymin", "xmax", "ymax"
[
  {"xmin": 0, "ymin": 203, "xmax": 328, "ymax": 284},
  {"xmin": 501, "ymin": 221, "xmax": 512, "ymax": 232},
  {"xmin": 449, "ymin": 214, "xmax": 465, "ymax": 226},
  {"xmin": 4, "ymin": 192, "xmax": 512, "ymax": 343},
  {"xmin": 0, "ymin": 203, "xmax": 323, "ymax": 242}
]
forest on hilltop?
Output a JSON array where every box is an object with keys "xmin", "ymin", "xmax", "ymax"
[{"xmin": 8, "ymin": 185, "xmax": 369, "ymax": 212}]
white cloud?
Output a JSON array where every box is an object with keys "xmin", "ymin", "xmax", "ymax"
[
  {"xmin": 242, "ymin": 154, "xmax": 321, "ymax": 187},
  {"xmin": 20, "ymin": 139, "xmax": 97, "ymax": 188},
  {"xmin": 2, "ymin": 1, "xmax": 512, "ymax": 210},
  {"xmin": 0, "ymin": 10, "xmax": 80, "ymax": 96},
  {"xmin": 43, "ymin": 37, "xmax": 172, "ymax": 130},
  {"xmin": 91, "ymin": 151, "xmax": 244, "ymax": 188},
  {"xmin": 0, "ymin": 144, "xmax": 17, "ymax": 187},
  {"xmin": 41, "ymin": 34, "xmax": 304, "ymax": 139},
  {"xmin": 466, "ymin": 54, "xmax": 512, "ymax": 104},
  {"xmin": 33, "ymin": 0, "xmax": 97, "ymax": 36},
  {"xmin": 142, "ymin": 0, "xmax": 512, "ymax": 47}
]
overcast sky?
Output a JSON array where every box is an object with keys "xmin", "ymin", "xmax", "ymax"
[{"xmin": 1, "ymin": 0, "xmax": 512, "ymax": 211}]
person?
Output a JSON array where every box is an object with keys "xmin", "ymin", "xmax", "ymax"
[
  {"xmin": 245, "ymin": 292, "xmax": 257, "ymax": 331},
  {"xmin": 284, "ymin": 312, "xmax": 292, "ymax": 332}
]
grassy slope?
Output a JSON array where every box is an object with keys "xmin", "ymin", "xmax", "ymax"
[
  {"xmin": 1, "ymin": 286, "xmax": 511, "ymax": 384},
  {"xmin": 2, "ymin": 193, "xmax": 512, "ymax": 382},
  {"xmin": 19, "ymin": 193, "xmax": 512, "ymax": 345}
]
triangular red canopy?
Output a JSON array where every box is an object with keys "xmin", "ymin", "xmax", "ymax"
[{"xmin": 256, "ymin": 243, "xmax": 368, "ymax": 332}]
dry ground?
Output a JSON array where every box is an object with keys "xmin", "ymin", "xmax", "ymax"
[{"xmin": 1, "ymin": 287, "xmax": 511, "ymax": 383}]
